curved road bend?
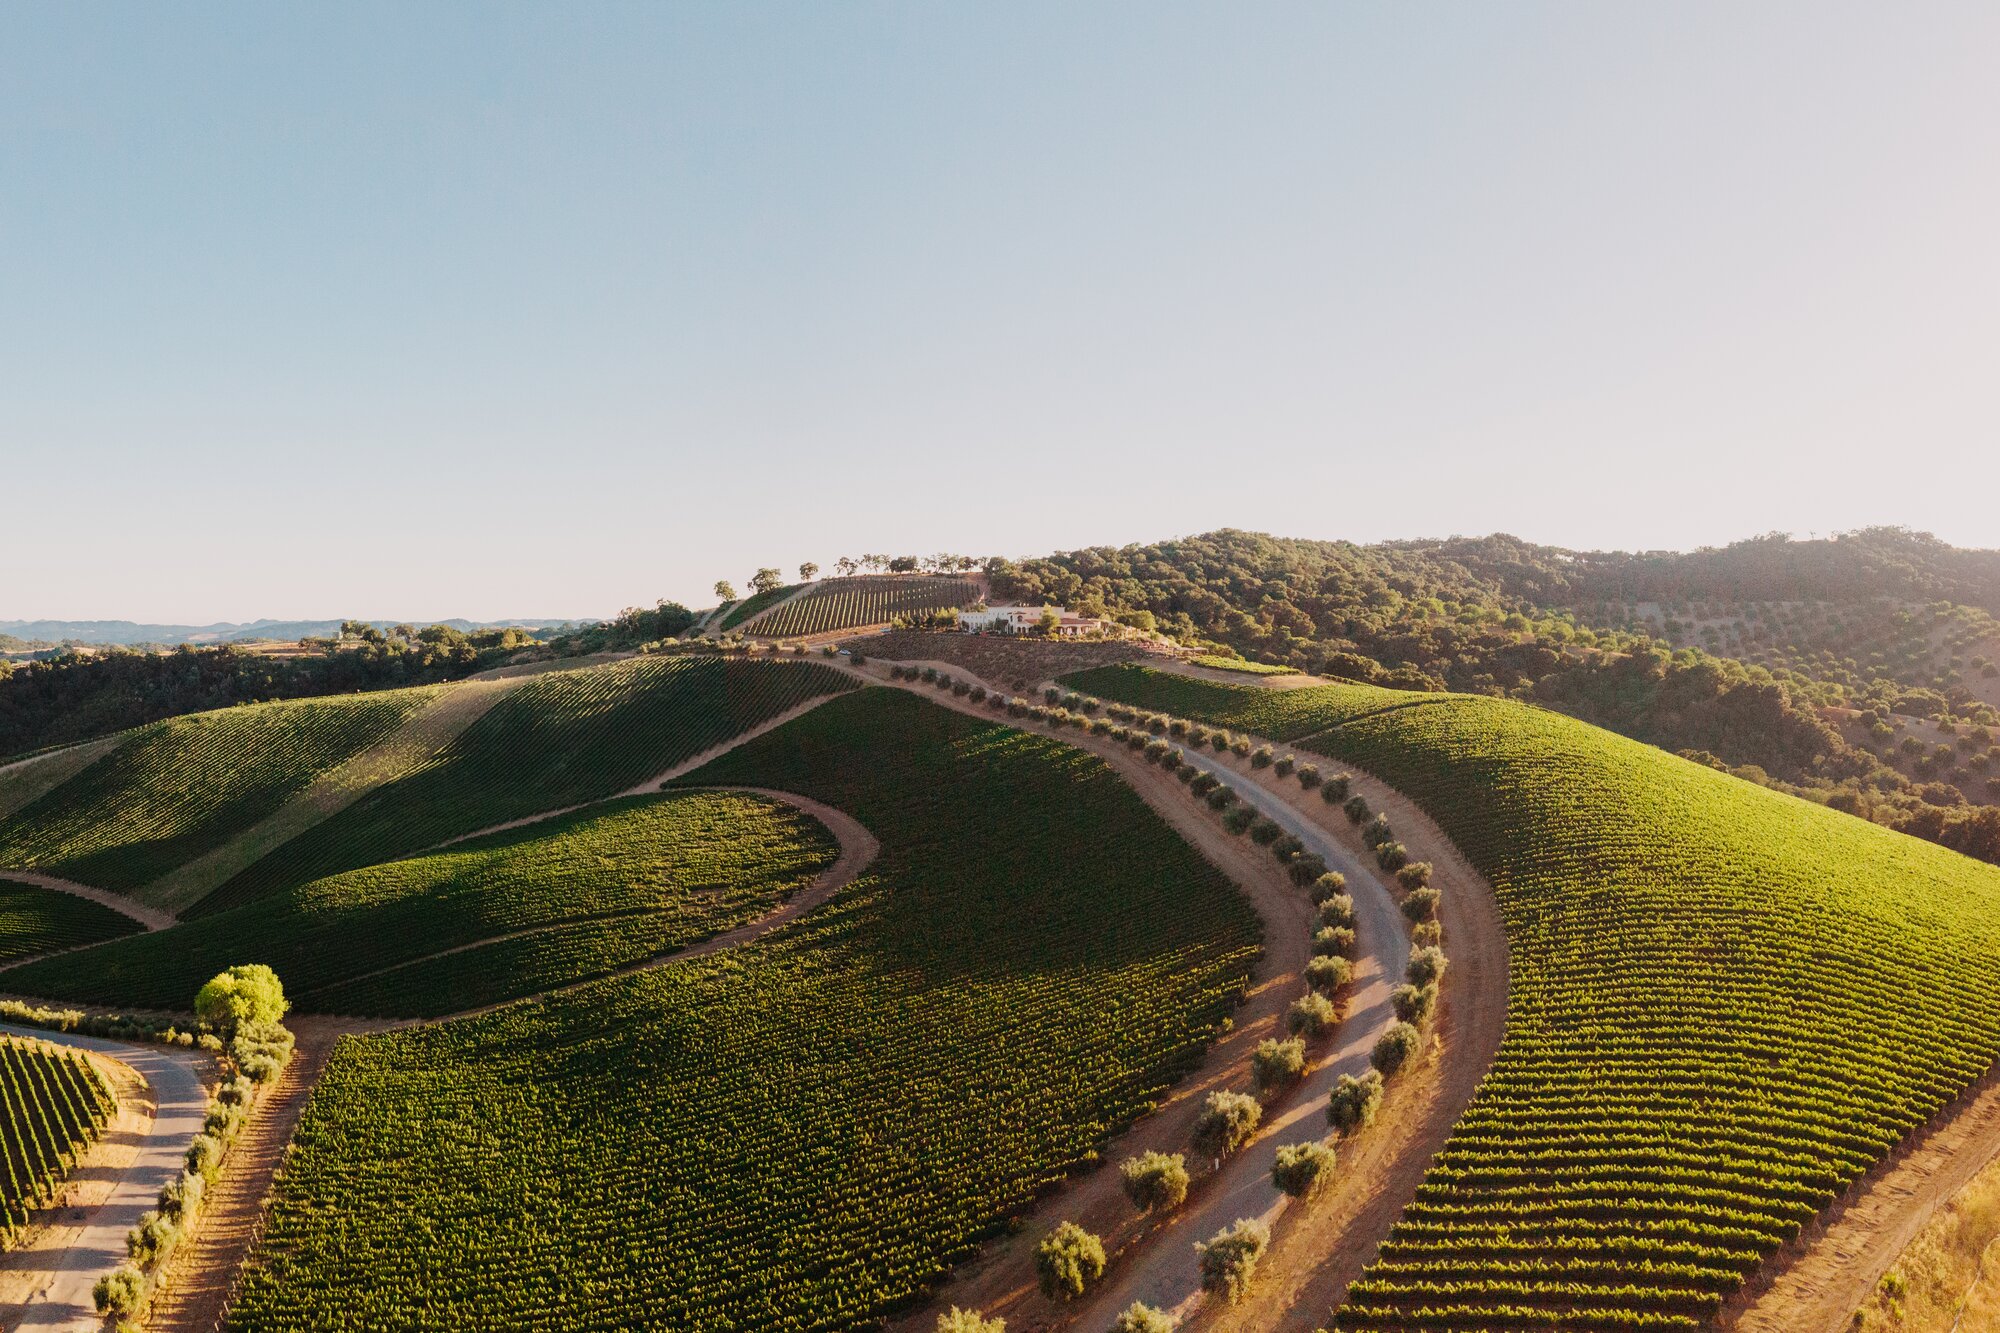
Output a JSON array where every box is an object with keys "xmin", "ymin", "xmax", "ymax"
[{"xmin": 0, "ymin": 1025, "xmax": 206, "ymax": 1333}]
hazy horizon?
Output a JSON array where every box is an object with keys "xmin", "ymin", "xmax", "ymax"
[{"xmin": 7, "ymin": 2, "xmax": 1998, "ymax": 621}]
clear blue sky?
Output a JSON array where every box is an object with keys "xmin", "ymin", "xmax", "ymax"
[{"xmin": 5, "ymin": 3, "xmax": 1997, "ymax": 623}]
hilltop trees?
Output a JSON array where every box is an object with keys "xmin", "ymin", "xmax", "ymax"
[
  {"xmin": 714, "ymin": 580, "xmax": 738, "ymax": 603},
  {"xmin": 751, "ymin": 568, "xmax": 785, "ymax": 596},
  {"xmin": 799, "ymin": 562, "xmax": 819, "ymax": 582}
]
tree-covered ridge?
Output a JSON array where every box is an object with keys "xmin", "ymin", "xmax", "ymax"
[
  {"xmin": 1007, "ymin": 529, "xmax": 2000, "ymax": 864},
  {"xmin": 1073, "ymin": 666, "xmax": 2000, "ymax": 1332},
  {"xmin": 8, "ymin": 790, "xmax": 836, "ymax": 1018},
  {"xmin": 224, "ymin": 688, "xmax": 1263, "ymax": 1331},
  {"xmin": 0, "ymin": 625, "xmax": 536, "ymax": 761}
]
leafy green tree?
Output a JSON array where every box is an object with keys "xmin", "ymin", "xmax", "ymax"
[
  {"xmin": 1034, "ymin": 1221, "xmax": 1106, "ymax": 1301},
  {"xmin": 1372, "ymin": 1021, "xmax": 1423, "ymax": 1076},
  {"xmin": 751, "ymin": 568, "xmax": 784, "ymax": 595},
  {"xmin": 714, "ymin": 580, "xmax": 738, "ymax": 603},
  {"xmin": 1271, "ymin": 1141, "xmax": 1337, "ymax": 1198},
  {"xmin": 799, "ymin": 562, "xmax": 819, "ymax": 582},
  {"xmin": 1193, "ymin": 1090, "xmax": 1261, "ymax": 1161},
  {"xmin": 194, "ymin": 964, "xmax": 288, "ymax": 1033},
  {"xmin": 1197, "ymin": 1217, "xmax": 1270, "ymax": 1304},
  {"xmin": 936, "ymin": 1309, "xmax": 1005, "ymax": 1333},
  {"xmin": 1110, "ymin": 1303, "xmax": 1174, "ymax": 1333},
  {"xmin": 1252, "ymin": 1037, "xmax": 1307, "ymax": 1093},
  {"xmin": 1119, "ymin": 1150, "xmax": 1189, "ymax": 1212},
  {"xmin": 1327, "ymin": 1069, "xmax": 1384, "ymax": 1134}
]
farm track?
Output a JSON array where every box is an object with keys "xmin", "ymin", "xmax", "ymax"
[
  {"xmin": 0, "ymin": 872, "xmax": 172, "ymax": 932},
  {"xmin": 0, "ymin": 1027, "xmax": 206, "ymax": 1333},
  {"xmin": 1721, "ymin": 1073, "xmax": 2000, "ymax": 1333},
  {"xmin": 863, "ymin": 662, "xmax": 1508, "ymax": 1332}
]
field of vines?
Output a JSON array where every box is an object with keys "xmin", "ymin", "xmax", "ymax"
[
  {"xmin": 0, "ymin": 689, "xmax": 437, "ymax": 893},
  {"xmin": 748, "ymin": 575, "xmax": 979, "ymax": 637},
  {"xmin": 195, "ymin": 657, "xmax": 855, "ymax": 915},
  {"xmin": 0, "ymin": 1035, "xmax": 113, "ymax": 1247},
  {"xmin": 224, "ymin": 688, "xmax": 1263, "ymax": 1331},
  {"xmin": 9, "ymin": 791, "xmax": 835, "ymax": 1018},
  {"xmin": 1075, "ymin": 666, "xmax": 2000, "ymax": 1332},
  {"xmin": 0, "ymin": 877, "xmax": 142, "ymax": 965},
  {"xmin": 718, "ymin": 583, "xmax": 803, "ymax": 630}
]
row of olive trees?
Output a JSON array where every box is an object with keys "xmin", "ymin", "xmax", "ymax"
[{"xmin": 97, "ymin": 966, "xmax": 294, "ymax": 1321}]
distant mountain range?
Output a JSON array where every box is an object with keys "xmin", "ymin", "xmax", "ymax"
[{"xmin": 0, "ymin": 618, "xmax": 586, "ymax": 647}]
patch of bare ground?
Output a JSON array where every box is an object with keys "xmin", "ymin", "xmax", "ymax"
[
  {"xmin": 1720, "ymin": 1072, "xmax": 2000, "ymax": 1333},
  {"xmin": 862, "ymin": 662, "xmax": 1509, "ymax": 1331}
]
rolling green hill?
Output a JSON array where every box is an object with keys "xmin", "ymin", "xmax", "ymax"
[
  {"xmin": 195, "ymin": 656, "xmax": 855, "ymax": 915},
  {"xmin": 0, "ymin": 690, "xmax": 438, "ymax": 893},
  {"xmin": 3, "ymin": 790, "xmax": 835, "ymax": 1018},
  {"xmin": 0, "ymin": 877, "xmax": 143, "ymax": 965},
  {"xmin": 1068, "ymin": 664, "xmax": 2000, "ymax": 1332},
  {"xmin": 223, "ymin": 687, "xmax": 1262, "ymax": 1331}
]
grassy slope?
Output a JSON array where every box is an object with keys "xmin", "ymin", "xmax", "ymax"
[
  {"xmin": 225, "ymin": 688, "xmax": 1262, "ymax": 1332},
  {"xmin": 0, "ymin": 876, "xmax": 143, "ymax": 964},
  {"xmin": 1064, "ymin": 663, "xmax": 1421, "ymax": 740},
  {"xmin": 196, "ymin": 656, "xmax": 856, "ymax": 915},
  {"xmin": 719, "ymin": 582, "xmax": 803, "ymax": 630},
  {"xmin": 1070, "ymin": 666, "xmax": 2000, "ymax": 1332},
  {"xmin": 4, "ymin": 791, "xmax": 834, "ymax": 1018},
  {"xmin": 0, "ymin": 691, "xmax": 436, "ymax": 892}
]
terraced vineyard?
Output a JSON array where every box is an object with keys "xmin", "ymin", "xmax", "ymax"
[
  {"xmin": 1072, "ymin": 666, "xmax": 2000, "ymax": 1332},
  {"xmin": 224, "ymin": 687, "xmax": 1262, "ymax": 1331},
  {"xmin": 0, "ymin": 690, "xmax": 437, "ymax": 892},
  {"xmin": 1, "ymin": 1035, "xmax": 113, "ymax": 1247},
  {"xmin": 718, "ymin": 582, "xmax": 803, "ymax": 630},
  {"xmin": 8, "ymin": 791, "xmax": 836, "ymax": 1018},
  {"xmin": 0, "ymin": 876, "xmax": 144, "ymax": 965},
  {"xmin": 749, "ymin": 575, "xmax": 978, "ymax": 637},
  {"xmin": 196, "ymin": 656, "xmax": 855, "ymax": 915}
]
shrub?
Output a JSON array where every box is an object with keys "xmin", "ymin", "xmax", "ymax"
[
  {"xmin": 204, "ymin": 1102, "xmax": 245, "ymax": 1138},
  {"xmin": 1407, "ymin": 945, "xmax": 1449, "ymax": 988},
  {"xmin": 158, "ymin": 1170, "xmax": 203, "ymax": 1221},
  {"xmin": 94, "ymin": 1265, "xmax": 146, "ymax": 1316},
  {"xmin": 1043, "ymin": 686, "xmax": 1060, "ymax": 703},
  {"xmin": 1143, "ymin": 738, "xmax": 1169, "ymax": 765},
  {"xmin": 1317, "ymin": 895, "xmax": 1355, "ymax": 929},
  {"xmin": 1193, "ymin": 1090, "xmax": 1262, "ymax": 1160},
  {"xmin": 1343, "ymin": 794, "xmax": 1370, "ymax": 823},
  {"xmin": 1270, "ymin": 834, "xmax": 1303, "ymax": 862},
  {"xmin": 1209, "ymin": 730, "xmax": 1232, "ymax": 751},
  {"xmin": 1322, "ymin": 773, "xmax": 1351, "ymax": 802},
  {"xmin": 1411, "ymin": 920, "xmax": 1443, "ymax": 948},
  {"xmin": 186, "ymin": 1132, "xmax": 223, "ymax": 1179},
  {"xmin": 969, "ymin": 685, "xmax": 986, "ymax": 702},
  {"xmin": 1401, "ymin": 887, "xmax": 1441, "ymax": 922},
  {"xmin": 1251, "ymin": 1037, "xmax": 1307, "ymax": 1094},
  {"xmin": 1249, "ymin": 819, "xmax": 1282, "ymax": 845},
  {"xmin": 1312, "ymin": 926, "xmax": 1355, "ymax": 958},
  {"xmin": 1271, "ymin": 1140, "xmax": 1337, "ymax": 1198},
  {"xmin": 1146, "ymin": 714, "xmax": 1169, "ymax": 735},
  {"xmin": 1372, "ymin": 1021, "xmax": 1423, "ymax": 1076},
  {"xmin": 1110, "ymin": 1304, "xmax": 1174, "ymax": 1333},
  {"xmin": 1119, "ymin": 1150, "xmax": 1190, "ymax": 1213},
  {"xmin": 937, "ymin": 1309, "xmax": 1005, "ymax": 1333},
  {"xmin": 1231, "ymin": 737, "xmax": 1252, "ymax": 757},
  {"xmin": 1168, "ymin": 718, "xmax": 1189, "ymax": 737},
  {"xmin": 1393, "ymin": 982, "xmax": 1439, "ymax": 1025},
  {"xmin": 952, "ymin": 681, "xmax": 970, "ymax": 697},
  {"xmin": 1207, "ymin": 786, "xmax": 1237, "ymax": 810},
  {"xmin": 1327, "ymin": 1069, "xmax": 1384, "ymax": 1134},
  {"xmin": 1375, "ymin": 841, "xmax": 1409, "ymax": 872},
  {"xmin": 1305, "ymin": 955, "xmax": 1352, "ymax": 993},
  {"xmin": 1297, "ymin": 763, "xmax": 1322, "ymax": 789},
  {"xmin": 1396, "ymin": 862, "xmax": 1432, "ymax": 890},
  {"xmin": 1223, "ymin": 807, "xmax": 1256, "ymax": 835},
  {"xmin": 1273, "ymin": 756, "xmax": 1295, "ymax": 778},
  {"xmin": 1310, "ymin": 872, "xmax": 1348, "ymax": 904},
  {"xmin": 127, "ymin": 1209, "xmax": 179, "ymax": 1265},
  {"xmin": 1362, "ymin": 814, "xmax": 1394, "ymax": 848},
  {"xmin": 1287, "ymin": 991, "xmax": 1339, "ymax": 1039},
  {"xmin": 1034, "ymin": 1221, "xmax": 1106, "ymax": 1301},
  {"xmin": 1189, "ymin": 771, "xmax": 1219, "ymax": 796},
  {"xmin": 194, "ymin": 964, "xmax": 288, "ymax": 1033},
  {"xmin": 1196, "ymin": 1217, "xmax": 1271, "ymax": 1304},
  {"xmin": 1251, "ymin": 746, "xmax": 1274, "ymax": 769},
  {"xmin": 1288, "ymin": 853, "xmax": 1328, "ymax": 886},
  {"xmin": 1189, "ymin": 726, "xmax": 1210, "ymax": 749}
]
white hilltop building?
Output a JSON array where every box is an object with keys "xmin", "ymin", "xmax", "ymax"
[{"xmin": 957, "ymin": 604, "xmax": 1113, "ymax": 639}]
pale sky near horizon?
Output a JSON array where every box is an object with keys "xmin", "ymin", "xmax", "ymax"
[{"xmin": 4, "ymin": 3, "xmax": 1998, "ymax": 623}]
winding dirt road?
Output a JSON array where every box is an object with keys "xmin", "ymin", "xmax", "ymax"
[
  {"xmin": 0, "ymin": 1026, "xmax": 207, "ymax": 1333},
  {"xmin": 0, "ymin": 871, "xmax": 173, "ymax": 932}
]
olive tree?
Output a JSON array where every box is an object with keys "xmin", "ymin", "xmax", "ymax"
[
  {"xmin": 1271, "ymin": 1141, "xmax": 1337, "ymax": 1199},
  {"xmin": 1193, "ymin": 1090, "xmax": 1262, "ymax": 1162},
  {"xmin": 1371, "ymin": 1021, "xmax": 1423, "ymax": 1076},
  {"xmin": 1251, "ymin": 1037, "xmax": 1307, "ymax": 1094},
  {"xmin": 1197, "ymin": 1217, "xmax": 1271, "ymax": 1304},
  {"xmin": 937, "ymin": 1309, "xmax": 1005, "ymax": 1333},
  {"xmin": 1034, "ymin": 1221, "xmax": 1106, "ymax": 1301},
  {"xmin": 1310, "ymin": 871, "xmax": 1348, "ymax": 904},
  {"xmin": 1110, "ymin": 1304, "xmax": 1175, "ymax": 1333},
  {"xmin": 1287, "ymin": 991, "xmax": 1339, "ymax": 1039},
  {"xmin": 1327, "ymin": 1069, "xmax": 1385, "ymax": 1135},
  {"xmin": 1392, "ymin": 981, "xmax": 1438, "ymax": 1025},
  {"xmin": 1305, "ymin": 955, "xmax": 1353, "ymax": 994},
  {"xmin": 1118, "ymin": 1151, "xmax": 1189, "ymax": 1213}
]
